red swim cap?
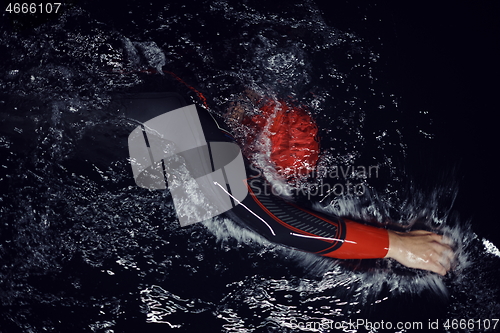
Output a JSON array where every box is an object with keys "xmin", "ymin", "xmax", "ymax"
[{"xmin": 242, "ymin": 99, "xmax": 320, "ymax": 177}]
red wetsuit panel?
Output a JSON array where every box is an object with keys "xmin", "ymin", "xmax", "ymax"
[
  {"xmin": 322, "ymin": 219, "xmax": 389, "ymax": 259},
  {"xmin": 242, "ymin": 99, "xmax": 320, "ymax": 177}
]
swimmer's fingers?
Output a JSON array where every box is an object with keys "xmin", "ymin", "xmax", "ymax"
[
  {"xmin": 429, "ymin": 257, "xmax": 448, "ymax": 276},
  {"xmin": 404, "ymin": 230, "xmax": 456, "ymax": 258},
  {"xmin": 419, "ymin": 233, "xmax": 455, "ymax": 275},
  {"xmin": 419, "ymin": 242, "xmax": 450, "ymax": 276},
  {"xmin": 438, "ymin": 251, "xmax": 453, "ymax": 272},
  {"xmin": 438, "ymin": 241, "xmax": 456, "ymax": 273},
  {"xmin": 441, "ymin": 234, "xmax": 455, "ymax": 247},
  {"xmin": 428, "ymin": 234, "xmax": 456, "ymax": 270},
  {"xmin": 431, "ymin": 242, "xmax": 454, "ymax": 274}
]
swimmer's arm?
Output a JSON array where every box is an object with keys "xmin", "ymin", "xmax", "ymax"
[{"xmin": 385, "ymin": 230, "xmax": 454, "ymax": 276}]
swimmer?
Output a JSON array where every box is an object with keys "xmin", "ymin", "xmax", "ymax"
[
  {"xmin": 124, "ymin": 89, "xmax": 454, "ymax": 277},
  {"xmin": 224, "ymin": 90, "xmax": 454, "ymax": 276}
]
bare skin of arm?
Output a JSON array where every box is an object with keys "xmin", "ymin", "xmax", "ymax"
[{"xmin": 385, "ymin": 230, "xmax": 454, "ymax": 276}]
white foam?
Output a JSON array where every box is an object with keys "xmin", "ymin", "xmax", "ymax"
[{"xmin": 482, "ymin": 238, "xmax": 500, "ymax": 257}]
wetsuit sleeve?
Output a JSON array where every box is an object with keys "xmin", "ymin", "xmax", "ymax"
[
  {"xmin": 321, "ymin": 219, "xmax": 389, "ymax": 259},
  {"xmin": 227, "ymin": 175, "xmax": 389, "ymax": 260}
]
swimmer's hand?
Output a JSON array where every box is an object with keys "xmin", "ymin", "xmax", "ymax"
[{"xmin": 385, "ymin": 230, "xmax": 454, "ymax": 276}]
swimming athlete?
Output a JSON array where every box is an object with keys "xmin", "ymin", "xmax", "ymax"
[
  {"xmin": 222, "ymin": 89, "xmax": 454, "ymax": 276},
  {"xmin": 123, "ymin": 83, "xmax": 454, "ymax": 277}
]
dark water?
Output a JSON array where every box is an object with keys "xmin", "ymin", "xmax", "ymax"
[{"xmin": 1, "ymin": 1, "xmax": 499, "ymax": 332}]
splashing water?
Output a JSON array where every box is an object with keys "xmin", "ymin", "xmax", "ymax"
[{"xmin": 1, "ymin": 1, "xmax": 499, "ymax": 332}]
